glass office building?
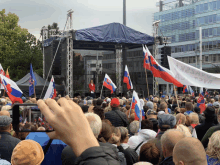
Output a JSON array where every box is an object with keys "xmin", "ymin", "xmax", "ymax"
[{"xmin": 154, "ymin": 0, "xmax": 220, "ymax": 71}]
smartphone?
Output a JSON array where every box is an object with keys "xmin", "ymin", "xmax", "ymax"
[{"xmin": 12, "ymin": 103, "xmax": 53, "ymax": 132}]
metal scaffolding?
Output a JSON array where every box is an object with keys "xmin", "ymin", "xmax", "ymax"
[
  {"xmin": 66, "ymin": 9, "xmax": 74, "ymax": 97},
  {"xmin": 116, "ymin": 45, "xmax": 122, "ymax": 94}
]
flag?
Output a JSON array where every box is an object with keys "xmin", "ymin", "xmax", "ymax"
[
  {"xmin": 143, "ymin": 46, "xmax": 150, "ymax": 70},
  {"xmin": 29, "ymin": 63, "xmax": 37, "ymax": 96},
  {"xmin": 183, "ymin": 85, "xmax": 188, "ymax": 93},
  {"xmin": 188, "ymin": 86, "xmax": 195, "ymax": 97},
  {"xmin": 143, "ymin": 46, "xmax": 183, "ymax": 87},
  {"xmin": 6, "ymin": 68, "xmax": 10, "ymax": 79},
  {"xmin": 0, "ymin": 64, "xmax": 5, "ymax": 76},
  {"xmin": 38, "ymin": 117, "xmax": 43, "ymax": 122},
  {"xmin": 131, "ymin": 90, "xmax": 144, "ymax": 121},
  {"xmin": 205, "ymin": 89, "xmax": 210, "ymax": 97},
  {"xmin": 123, "ymin": 65, "xmax": 133, "ymax": 90},
  {"xmin": 103, "ymin": 74, "xmax": 117, "ymax": 94},
  {"xmin": 0, "ymin": 75, "xmax": 23, "ymax": 104},
  {"xmin": 44, "ymin": 76, "xmax": 57, "ymax": 99},
  {"xmin": 197, "ymin": 88, "xmax": 206, "ymax": 114}
]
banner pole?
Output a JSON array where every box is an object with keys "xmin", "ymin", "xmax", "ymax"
[
  {"xmin": 145, "ymin": 68, "xmax": 150, "ymax": 98},
  {"xmin": 34, "ymin": 80, "xmax": 36, "ymax": 98},
  {"xmin": 174, "ymin": 84, "xmax": 179, "ymax": 108},
  {"xmin": 100, "ymin": 82, "xmax": 104, "ymax": 98}
]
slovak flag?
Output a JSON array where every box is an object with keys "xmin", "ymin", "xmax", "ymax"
[
  {"xmin": 0, "ymin": 64, "xmax": 5, "ymax": 76},
  {"xmin": 103, "ymin": 74, "xmax": 117, "ymax": 94},
  {"xmin": 183, "ymin": 85, "xmax": 188, "ymax": 93},
  {"xmin": 143, "ymin": 46, "xmax": 183, "ymax": 87},
  {"xmin": 188, "ymin": 86, "xmax": 194, "ymax": 97},
  {"xmin": 205, "ymin": 89, "xmax": 210, "ymax": 97},
  {"xmin": 131, "ymin": 90, "xmax": 144, "ymax": 121},
  {"xmin": 143, "ymin": 46, "xmax": 150, "ymax": 70},
  {"xmin": 44, "ymin": 76, "xmax": 57, "ymax": 99},
  {"xmin": 197, "ymin": 88, "xmax": 206, "ymax": 114},
  {"xmin": 123, "ymin": 65, "xmax": 133, "ymax": 90},
  {"xmin": 38, "ymin": 117, "xmax": 43, "ymax": 122},
  {"xmin": 0, "ymin": 75, "xmax": 23, "ymax": 104}
]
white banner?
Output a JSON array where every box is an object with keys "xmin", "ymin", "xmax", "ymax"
[{"xmin": 168, "ymin": 56, "xmax": 220, "ymax": 89}]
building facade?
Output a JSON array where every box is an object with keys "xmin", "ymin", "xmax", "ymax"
[{"xmin": 154, "ymin": 0, "xmax": 220, "ymax": 92}]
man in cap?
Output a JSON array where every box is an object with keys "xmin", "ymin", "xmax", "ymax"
[
  {"xmin": 0, "ymin": 116, "xmax": 21, "ymax": 162},
  {"xmin": 146, "ymin": 109, "xmax": 158, "ymax": 133},
  {"xmin": 105, "ymin": 97, "xmax": 129, "ymax": 127},
  {"xmin": 195, "ymin": 106, "xmax": 217, "ymax": 141}
]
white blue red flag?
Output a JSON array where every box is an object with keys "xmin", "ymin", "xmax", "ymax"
[
  {"xmin": 29, "ymin": 63, "xmax": 37, "ymax": 96},
  {"xmin": 123, "ymin": 65, "xmax": 133, "ymax": 90},
  {"xmin": 131, "ymin": 90, "xmax": 144, "ymax": 121},
  {"xmin": 103, "ymin": 74, "xmax": 117, "ymax": 94},
  {"xmin": 143, "ymin": 46, "xmax": 183, "ymax": 87},
  {"xmin": 44, "ymin": 76, "xmax": 57, "ymax": 99},
  {"xmin": 143, "ymin": 46, "xmax": 150, "ymax": 70},
  {"xmin": 0, "ymin": 75, "xmax": 23, "ymax": 104},
  {"xmin": 188, "ymin": 86, "xmax": 195, "ymax": 97},
  {"xmin": 205, "ymin": 89, "xmax": 210, "ymax": 97},
  {"xmin": 197, "ymin": 88, "xmax": 206, "ymax": 114},
  {"xmin": 183, "ymin": 85, "xmax": 188, "ymax": 93}
]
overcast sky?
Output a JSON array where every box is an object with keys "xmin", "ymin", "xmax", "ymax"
[{"xmin": 0, "ymin": 0, "xmax": 158, "ymax": 40}]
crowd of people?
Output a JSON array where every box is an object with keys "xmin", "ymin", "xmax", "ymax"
[{"xmin": 0, "ymin": 93, "xmax": 220, "ymax": 164}]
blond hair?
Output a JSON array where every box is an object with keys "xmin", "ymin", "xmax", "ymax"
[
  {"xmin": 176, "ymin": 124, "xmax": 192, "ymax": 137},
  {"xmin": 189, "ymin": 112, "xmax": 199, "ymax": 124},
  {"xmin": 206, "ymin": 131, "xmax": 220, "ymax": 164}
]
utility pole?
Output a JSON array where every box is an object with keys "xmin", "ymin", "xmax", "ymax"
[
  {"xmin": 123, "ymin": 0, "xmax": 126, "ymax": 25},
  {"xmin": 42, "ymin": 26, "xmax": 48, "ymax": 79},
  {"xmin": 96, "ymin": 52, "xmax": 99, "ymax": 93},
  {"xmin": 199, "ymin": 27, "xmax": 203, "ymax": 93}
]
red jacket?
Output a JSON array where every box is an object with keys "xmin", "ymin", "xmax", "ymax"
[{"xmin": 89, "ymin": 83, "xmax": 95, "ymax": 92}]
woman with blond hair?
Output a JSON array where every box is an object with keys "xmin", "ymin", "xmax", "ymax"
[
  {"xmin": 206, "ymin": 131, "xmax": 220, "ymax": 165},
  {"xmin": 176, "ymin": 124, "xmax": 192, "ymax": 137}
]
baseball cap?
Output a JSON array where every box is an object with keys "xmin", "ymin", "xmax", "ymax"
[
  {"xmin": 111, "ymin": 98, "xmax": 120, "ymax": 107},
  {"xmin": 213, "ymin": 102, "xmax": 220, "ymax": 108},
  {"xmin": 107, "ymin": 98, "xmax": 111, "ymax": 103},
  {"xmin": 0, "ymin": 116, "xmax": 12, "ymax": 127},
  {"xmin": 158, "ymin": 114, "xmax": 176, "ymax": 129},
  {"xmin": 11, "ymin": 140, "xmax": 44, "ymax": 165}
]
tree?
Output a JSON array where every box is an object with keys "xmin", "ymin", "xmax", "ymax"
[
  {"xmin": 0, "ymin": 9, "xmax": 43, "ymax": 81},
  {"xmin": 41, "ymin": 22, "xmax": 60, "ymax": 39}
]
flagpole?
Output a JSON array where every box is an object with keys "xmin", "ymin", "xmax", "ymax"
[
  {"xmin": 173, "ymin": 84, "xmax": 179, "ymax": 108},
  {"xmin": 100, "ymin": 81, "xmax": 104, "ymax": 98},
  {"xmin": 145, "ymin": 68, "xmax": 150, "ymax": 98},
  {"xmin": 33, "ymin": 80, "xmax": 36, "ymax": 98}
]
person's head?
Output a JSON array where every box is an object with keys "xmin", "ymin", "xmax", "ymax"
[
  {"xmin": 141, "ymin": 119, "xmax": 153, "ymax": 130},
  {"xmin": 153, "ymin": 103, "xmax": 157, "ymax": 111},
  {"xmin": 146, "ymin": 101, "xmax": 154, "ymax": 110},
  {"xmin": 0, "ymin": 110, "xmax": 10, "ymax": 117},
  {"xmin": 204, "ymin": 106, "xmax": 216, "ymax": 122},
  {"xmin": 206, "ymin": 131, "xmax": 220, "ymax": 161},
  {"xmin": 185, "ymin": 116, "xmax": 191, "ymax": 127},
  {"xmin": 139, "ymin": 141, "xmax": 160, "ymax": 164},
  {"xmin": 110, "ymin": 98, "xmax": 120, "ymax": 108},
  {"xmin": 134, "ymin": 162, "xmax": 153, "ymax": 165},
  {"xmin": 129, "ymin": 121, "xmax": 139, "ymax": 135},
  {"xmin": 23, "ymin": 123, "xmax": 31, "ymax": 130},
  {"xmin": 129, "ymin": 113, "xmax": 135, "ymax": 123},
  {"xmin": 158, "ymin": 114, "xmax": 176, "ymax": 131},
  {"xmin": 11, "ymin": 140, "xmax": 44, "ymax": 165},
  {"xmin": 37, "ymin": 127, "xmax": 45, "ymax": 131},
  {"xmin": 85, "ymin": 113, "xmax": 102, "ymax": 138},
  {"xmin": 92, "ymin": 99, "xmax": 97, "ymax": 106},
  {"xmin": 146, "ymin": 109, "xmax": 157, "ymax": 120},
  {"xmin": 81, "ymin": 105, "xmax": 89, "ymax": 113},
  {"xmin": 93, "ymin": 106, "xmax": 105, "ymax": 120},
  {"xmin": 158, "ymin": 102, "xmax": 167, "ymax": 112},
  {"xmin": 161, "ymin": 129, "xmax": 186, "ymax": 158},
  {"xmin": 153, "ymin": 97, "xmax": 158, "ymax": 103},
  {"xmin": 189, "ymin": 112, "xmax": 199, "ymax": 125},
  {"xmin": 173, "ymin": 137, "xmax": 207, "ymax": 165},
  {"xmin": 176, "ymin": 113, "xmax": 186, "ymax": 125},
  {"xmin": 176, "ymin": 124, "xmax": 192, "ymax": 137},
  {"xmin": 96, "ymin": 99, "xmax": 103, "ymax": 106},
  {"xmin": 118, "ymin": 127, "xmax": 129, "ymax": 143},
  {"xmin": 0, "ymin": 116, "xmax": 12, "ymax": 132},
  {"xmin": 108, "ymin": 126, "xmax": 121, "ymax": 145},
  {"xmin": 90, "ymin": 79, "xmax": 93, "ymax": 84},
  {"xmin": 185, "ymin": 102, "xmax": 193, "ymax": 111},
  {"xmin": 193, "ymin": 107, "xmax": 200, "ymax": 114},
  {"xmin": 98, "ymin": 121, "xmax": 112, "ymax": 143}
]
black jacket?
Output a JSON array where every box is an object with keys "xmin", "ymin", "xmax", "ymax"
[
  {"xmin": 0, "ymin": 132, "xmax": 21, "ymax": 162},
  {"xmin": 62, "ymin": 142, "xmax": 120, "ymax": 165},
  {"xmin": 105, "ymin": 107, "xmax": 129, "ymax": 127},
  {"xmin": 149, "ymin": 118, "xmax": 158, "ymax": 133},
  {"xmin": 117, "ymin": 145, "xmax": 138, "ymax": 165},
  {"xmin": 159, "ymin": 156, "xmax": 175, "ymax": 165},
  {"xmin": 195, "ymin": 121, "xmax": 216, "ymax": 141}
]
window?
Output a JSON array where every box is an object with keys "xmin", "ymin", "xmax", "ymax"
[
  {"xmin": 213, "ymin": 28, "xmax": 217, "ymax": 36},
  {"xmin": 218, "ymin": 40, "xmax": 220, "ymax": 48},
  {"xmin": 213, "ymin": 54, "xmax": 217, "ymax": 62},
  {"xmin": 205, "ymin": 16, "xmax": 209, "ymax": 24},
  {"xmin": 213, "ymin": 14, "xmax": 217, "ymax": 23},
  {"xmin": 209, "ymin": 2, "xmax": 213, "ymax": 10},
  {"xmin": 213, "ymin": 1, "xmax": 217, "ymax": 10},
  {"xmin": 213, "ymin": 41, "xmax": 217, "ymax": 49},
  {"xmin": 209, "ymin": 41, "xmax": 213, "ymax": 49},
  {"xmin": 196, "ymin": 5, "xmax": 200, "ymax": 14},
  {"xmin": 200, "ymin": 4, "xmax": 204, "ymax": 13},
  {"xmin": 209, "ymin": 15, "xmax": 213, "ymax": 23},
  {"xmin": 205, "ymin": 29, "xmax": 208, "ymax": 38},
  {"xmin": 209, "ymin": 28, "xmax": 213, "ymax": 36},
  {"xmin": 205, "ymin": 56, "xmax": 209, "ymax": 62},
  {"xmin": 218, "ymin": 0, "xmax": 220, "ymax": 9}
]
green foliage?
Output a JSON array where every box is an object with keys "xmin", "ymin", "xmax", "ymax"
[{"xmin": 0, "ymin": 9, "xmax": 43, "ymax": 81}]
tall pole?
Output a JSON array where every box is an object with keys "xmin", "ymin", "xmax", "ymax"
[
  {"xmin": 123, "ymin": 0, "xmax": 126, "ymax": 25},
  {"xmin": 199, "ymin": 27, "xmax": 203, "ymax": 92},
  {"xmin": 96, "ymin": 52, "xmax": 99, "ymax": 93}
]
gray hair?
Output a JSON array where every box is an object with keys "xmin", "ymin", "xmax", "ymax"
[
  {"xmin": 118, "ymin": 127, "xmax": 128, "ymax": 143},
  {"xmin": 129, "ymin": 121, "xmax": 139, "ymax": 134},
  {"xmin": 134, "ymin": 162, "xmax": 153, "ymax": 165},
  {"xmin": 85, "ymin": 113, "xmax": 102, "ymax": 138},
  {"xmin": 189, "ymin": 112, "xmax": 199, "ymax": 125}
]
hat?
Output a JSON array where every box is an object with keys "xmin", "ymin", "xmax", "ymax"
[
  {"xmin": 158, "ymin": 114, "xmax": 176, "ymax": 129},
  {"xmin": 146, "ymin": 109, "xmax": 157, "ymax": 115},
  {"xmin": 107, "ymin": 98, "xmax": 111, "ymax": 103},
  {"xmin": 213, "ymin": 102, "xmax": 220, "ymax": 108},
  {"xmin": 0, "ymin": 116, "xmax": 12, "ymax": 127},
  {"xmin": 11, "ymin": 140, "xmax": 44, "ymax": 165},
  {"xmin": 111, "ymin": 98, "xmax": 120, "ymax": 107},
  {"xmin": 146, "ymin": 101, "xmax": 154, "ymax": 110},
  {"xmin": 204, "ymin": 107, "xmax": 215, "ymax": 116}
]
